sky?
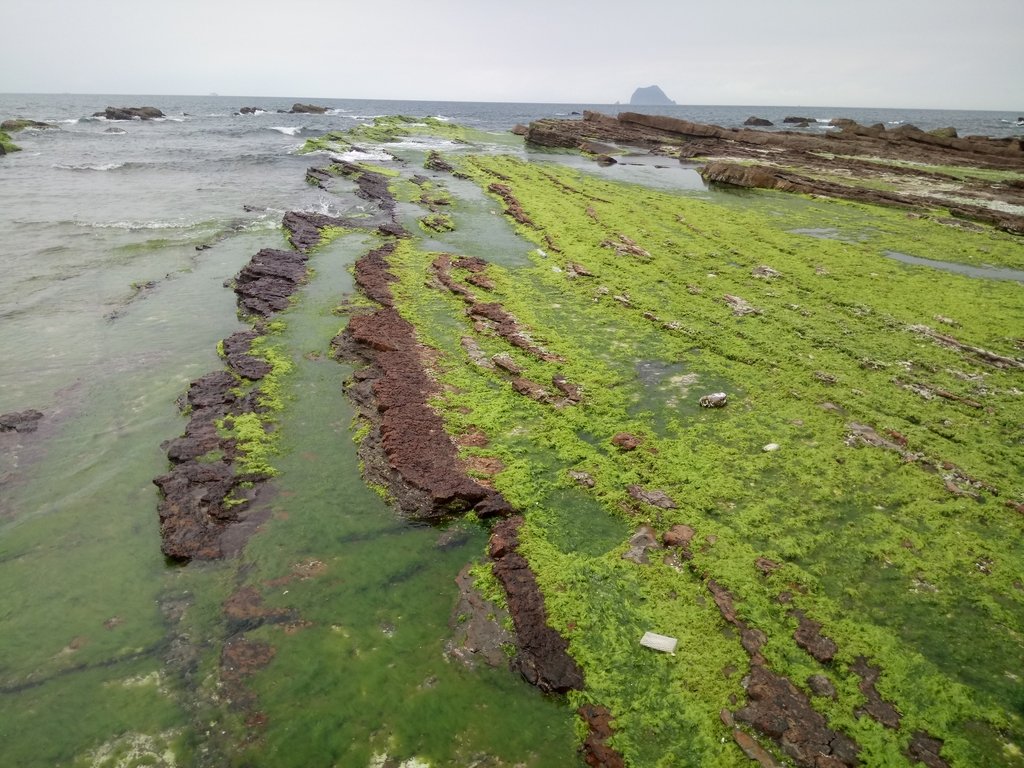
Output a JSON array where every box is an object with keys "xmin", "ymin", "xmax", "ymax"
[{"xmin": 2, "ymin": 0, "xmax": 1022, "ymax": 110}]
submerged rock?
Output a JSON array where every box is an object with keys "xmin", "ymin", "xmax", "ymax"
[{"xmin": 0, "ymin": 409, "xmax": 43, "ymax": 433}]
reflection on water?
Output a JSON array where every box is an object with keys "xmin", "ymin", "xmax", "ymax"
[{"xmin": 884, "ymin": 250, "xmax": 1024, "ymax": 281}]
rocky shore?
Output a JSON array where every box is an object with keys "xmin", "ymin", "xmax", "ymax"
[{"xmin": 526, "ymin": 111, "xmax": 1024, "ymax": 233}]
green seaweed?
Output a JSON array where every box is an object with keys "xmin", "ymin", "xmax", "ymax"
[{"xmin": 370, "ymin": 146, "xmax": 1024, "ymax": 766}]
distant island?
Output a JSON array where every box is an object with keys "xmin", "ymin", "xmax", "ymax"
[{"xmin": 629, "ymin": 85, "xmax": 676, "ymax": 105}]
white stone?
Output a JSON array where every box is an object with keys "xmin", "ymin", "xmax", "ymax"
[{"xmin": 640, "ymin": 631, "xmax": 678, "ymax": 653}]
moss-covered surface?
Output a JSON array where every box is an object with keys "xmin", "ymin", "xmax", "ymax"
[
  {"xmin": 346, "ymin": 138, "xmax": 1024, "ymax": 767},
  {"xmin": 0, "ymin": 129, "xmax": 21, "ymax": 153}
]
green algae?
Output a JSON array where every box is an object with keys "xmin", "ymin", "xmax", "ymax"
[
  {"xmin": 0, "ymin": 129, "xmax": 21, "ymax": 153},
  {"xmin": 358, "ymin": 141, "xmax": 1024, "ymax": 766}
]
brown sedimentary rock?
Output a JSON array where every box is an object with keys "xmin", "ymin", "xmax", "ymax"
[
  {"xmin": 736, "ymin": 666, "xmax": 860, "ymax": 767},
  {"xmin": 354, "ymin": 242, "xmax": 399, "ymax": 307},
  {"xmin": 791, "ymin": 609, "xmax": 838, "ymax": 663},
  {"xmin": 579, "ymin": 703, "xmax": 626, "ymax": 768},
  {"xmin": 336, "ymin": 246, "xmax": 512, "ymax": 520},
  {"xmin": 282, "ymin": 210, "xmax": 357, "ymax": 252},
  {"xmin": 851, "ymin": 657, "xmax": 902, "ymax": 729},
  {"xmin": 611, "ymin": 432, "xmax": 642, "ymax": 451},
  {"xmin": 489, "ymin": 516, "xmax": 584, "ymax": 693},
  {"xmin": 488, "ymin": 182, "xmax": 536, "ymax": 227},
  {"xmin": 233, "ymin": 248, "xmax": 309, "ymax": 318},
  {"xmin": 906, "ymin": 731, "xmax": 950, "ymax": 768}
]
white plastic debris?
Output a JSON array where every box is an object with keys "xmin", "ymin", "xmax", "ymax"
[
  {"xmin": 762, "ymin": 443, "xmax": 780, "ymax": 452},
  {"xmin": 640, "ymin": 631, "xmax": 678, "ymax": 654}
]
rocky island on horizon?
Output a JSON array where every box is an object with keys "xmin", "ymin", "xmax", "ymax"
[{"xmin": 630, "ymin": 84, "xmax": 676, "ymax": 106}]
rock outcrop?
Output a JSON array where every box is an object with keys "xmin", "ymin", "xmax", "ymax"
[
  {"xmin": 489, "ymin": 517, "xmax": 585, "ymax": 693},
  {"xmin": 1, "ymin": 119, "xmax": 56, "ymax": 131},
  {"xmin": 93, "ymin": 106, "xmax": 165, "ymax": 120},
  {"xmin": 289, "ymin": 103, "xmax": 328, "ymax": 114}
]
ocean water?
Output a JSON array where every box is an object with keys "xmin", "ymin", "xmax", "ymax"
[{"xmin": 0, "ymin": 93, "xmax": 1021, "ymax": 767}]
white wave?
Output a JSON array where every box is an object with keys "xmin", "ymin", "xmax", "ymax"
[
  {"xmin": 74, "ymin": 219, "xmax": 201, "ymax": 230},
  {"xmin": 269, "ymin": 126, "xmax": 302, "ymax": 136},
  {"xmin": 325, "ymin": 108, "xmax": 349, "ymax": 115},
  {"xmin": 815, "ymin": 118, "xmax": 831, "ymax": 123},
  {"xmin": 59, "ymin": 118, "xmax": 80, "ymax": 125},
  {"xmin": 53, "ymin": 162, "xmax": 126, "ymax": 171},
  {"xmin": 331, "ymin": 147, "xmax": 394, "ymax": 163},
  {"xmin": 350, "ymin": 114, "xmax": 387, "ymax": 120},
  {"xmin": 887, "ymin": 120, "xmax": 905, "ymax": 125},
  {"xmin": 432, "ymin": 115, "xmax": 451, "ymax": 122}
]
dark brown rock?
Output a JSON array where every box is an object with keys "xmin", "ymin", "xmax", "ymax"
[
  {"xmin": 93, "ymin": 106, "xmax": 165, "ymax": 120},
  {"xmin": 336, "ymin": 246, "xmax": 510, "ymax": 521},
  {"xmin": 744, "ymin": 116, "xmax": 774, "ymax": 127},
  {"xmin": 289, "ymin": 103, "xmax": 327, "ymax": 114},
  {"xmin": 851, "ymin": 657, "xmax": 902, "ymax": 729},
  {"xmin": 353, "ymin": 242, "xmax": 399, "ymax": 307},
  {"xmin": 807, "ymin": 674, "xmax": 837, "ymax": 699},
  {"xmin": 221, "ymin": 330, "xmax": 272, "ymax": 381},
  {"xmin": 906, "ymin": 731, "xmax": 950, "ymax": 768},
  {"xmin": 489, "ymin": 517, "xmax": 584, "ymax": 693},
  {"xmin": 233, "ymin": 248, "xmax": 309, "ymax": 317},
  {"xmin": 282, "ymin": 210, "xmax": 356, "ymax": 253},
  {"xmin": 611, "ymin": 432, "xmax": 642, "ymax": 451},
  {"xmin": 736, "ymin": 666, "xmax": 860, "ymax": 767},
  {"xmin": 791, "ymin": 609, "xmax": 838, "ymax": 663},
  {"xmin": 579, "ymin": 704, "xmax": 626, "ymax": 768}
]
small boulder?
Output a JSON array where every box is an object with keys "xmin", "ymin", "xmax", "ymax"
[
  {"xmin": 611, "ymin": 432, "xmax": 642, "ymax": 451},
  {"xmin": 290, "ymin": 103, "xmax": 328, "ymax": 114},
  {"xmin": 699, "ymin": 392, "xmax": 728, "ymax": 408},
  {"xmin": 622, "ymin": 525, "xmax": 660, "ymax": 564},
  {"xmin": 744, "ymin": 116, "xmax": 773, "ymax": 127}
]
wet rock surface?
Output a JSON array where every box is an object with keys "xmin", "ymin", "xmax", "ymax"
[
  {"xmin": 93, "ymin": 106, "xmax": 165, "ymax": 120},
  {"xmin": 233, "ymin": 248, "xmax": 309, "ymax": 318},
  {"xmin": 155, "ymin": 217, "xmax": 331, "ymax": 560},
  {"xmin": 445, "ymin": 563, "xmax": 515, "ymax": 669},
  {"xmin": 489, "ymin": 516, "xmax": 585, "ymax": 693},
  {"xmin": 0, "ymin": 409, "xmax": 44, "ymax": 433},
  {"xmin": 578, "ymin": 703, "xmax": 626, "ymax": 768},
  {"xmin": 282, "ymin": 210, "xmax": 355, "ymax": 253},
  {"xmin": 335, "ymin": 245, "xmax": 509, "ymax": 521}
]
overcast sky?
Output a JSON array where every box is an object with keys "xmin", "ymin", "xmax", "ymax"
[{"xmin": 2, "ymin": 0, "xmax": 1021, "ymax": 110}]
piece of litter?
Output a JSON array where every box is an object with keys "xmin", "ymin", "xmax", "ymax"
[
  {"xmin": 640, "ymin": 631, "xmax": 678, "ymax": 653},
  {"xmin": 762, "ymin": 443, "xmax": 780, "ymax": 452}
]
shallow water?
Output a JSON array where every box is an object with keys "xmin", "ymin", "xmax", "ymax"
[{"xmin": 884, "ymin": 249, "xmax": 1024, "ymax": 281}]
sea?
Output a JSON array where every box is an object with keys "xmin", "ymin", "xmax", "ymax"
[{"xmin": 0, "ymin": 93, "xmax": 1021, "ymax": 767}]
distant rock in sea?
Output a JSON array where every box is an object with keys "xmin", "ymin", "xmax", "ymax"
[
  {"xmin": 93, "ymin": 106, "xmax": 165, "ymax": 121},
  {"xmin": 629, "ymin": 85, "xmax": 676, "ymax": 106}
]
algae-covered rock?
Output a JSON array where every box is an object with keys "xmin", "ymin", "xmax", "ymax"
[
  {"xmin": 2, "ymin": 118, "xmax": 55, "ymax": 131},
  {"xmin": 0, "ymin": 130, "xmax": 20, "ymax": 154}
]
